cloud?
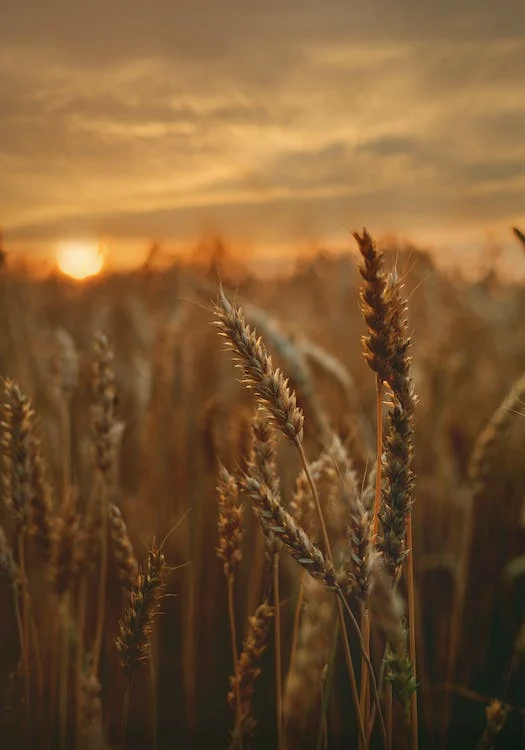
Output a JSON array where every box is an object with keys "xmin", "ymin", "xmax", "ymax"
[
  {"xmin": 2, "ymin": 1, "xmax": 525, "ymax": 250},
  {"xmin": 3, "ymin": 0, "xmax": 522, "ymax": 64}
]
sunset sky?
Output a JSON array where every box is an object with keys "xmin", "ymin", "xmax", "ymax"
[{"xmin": 2, "ymin": 0, "xmax": 525, "ymax": 270}]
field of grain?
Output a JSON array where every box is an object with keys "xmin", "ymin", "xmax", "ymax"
[{"xmin": 0, "ymin": 232, "xmax": 524, "ymax": 750}]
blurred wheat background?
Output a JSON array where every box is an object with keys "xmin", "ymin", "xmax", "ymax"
[{"xmin": 0, "ymin": 231, "xmax": 525, "ymax": 750}]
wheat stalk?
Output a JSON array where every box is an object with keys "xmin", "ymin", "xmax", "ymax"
[
  {"xmin": 228, "ymin": 601, "xmax": 274, "ymax": 748},
  {"xmin": 91, "ymin": 332, "xmax": 118, "ymax": 675},
  {"xmin": 216, "ymin": 462, "xmax": 244, "ymax": 744}
]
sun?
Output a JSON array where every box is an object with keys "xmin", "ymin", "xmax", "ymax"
[{"xmin": 57, "ymin": 240, "xmax": 105, "ymax": 280}]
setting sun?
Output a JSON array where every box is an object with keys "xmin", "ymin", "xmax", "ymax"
[{"xmin": 57, "ymin": 241, "xmax": 105, "ymax": 280}]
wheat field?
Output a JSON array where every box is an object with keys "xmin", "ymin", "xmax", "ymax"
[{"xmin": 0, "ymin": 232, "xmax": 524, "ymax": 750}]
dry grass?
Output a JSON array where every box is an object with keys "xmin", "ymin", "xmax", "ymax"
[{"xmin": 0, "ymin": 233, "xmax": 524, "ymax": 749}]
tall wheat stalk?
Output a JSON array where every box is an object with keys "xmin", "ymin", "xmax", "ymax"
[
  {"xmin": 445, "ymin": 372, "xmax": 525, "ymax": 740},
  {"xmin": 214, "ymin": 288, "xmax": 368, "ymax": 744},
  {"xmin": 216, "ymin": 463, "xmax": 244, "ymax": 746},
  {"xmin": 115, "ymin": 546, "xmax": 168, "ymax": 744},
  {"xmin": 273, "ymin": 551, "xmax": 284, "ymax": 750},
  {"xmin": 354, "ymin": 230, "xmax": 391, "ymax": 746},
  {"xmin": 91, "ymin": 333, "xmax": 118, "ymax": 675}
]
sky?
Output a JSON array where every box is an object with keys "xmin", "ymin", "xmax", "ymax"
[{"xmin": 2, "ymin": 0, "xmax": 525, "ymax": 271}]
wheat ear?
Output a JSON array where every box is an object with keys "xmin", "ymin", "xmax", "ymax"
[
  {"xmin": 214, "ymin": 286, "xmax": 304, "ymax": 444},
  {"xmin": 228, "ymin": 601, "xmax": 274, "ymax": 748}
]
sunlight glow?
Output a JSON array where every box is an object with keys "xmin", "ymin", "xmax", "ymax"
[{"xmin": 57, "ymin": 241, "xmax": 105, "ymax": 280}]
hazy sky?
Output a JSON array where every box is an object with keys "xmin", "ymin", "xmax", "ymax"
[{"xmin": 2, "ymin": 0, "xmax": 525, "ymax": 266}]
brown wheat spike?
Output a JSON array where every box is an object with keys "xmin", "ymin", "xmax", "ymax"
[
  {"xmin": 1, "ymin": 380, "xmax": 33, "ymax": 530},
  {"xmin": 241, "ymin": 475, "xmax": 338, "ymax": 590},
  {"xmin": 290, "ymin": 439, "xmax": 352, "ymax": 548},
  {"xmin": 379, "ymin": 276, "xmax": 416, "ymax": 579},
  {"xmin": 50, "ymin": 489, "xmax": 80, "ymax": 597},
  {"xmin": 467, "ymin": 372, "xmax": 525, "ymax": 492},
  {"xmin": 241, "ymin": 300, "xmax": 332, "ymax": 445},
  {"xmin": 213, "ymin": 287, "xmax": 304, "ymax": 444},
  {"xmin": 247, "ymin": 412, "xmax": 280, "ymax": 497},
  {"xmin": 79, "ymin": 656, "xmax": 102, "ymax": 726},
  {"xmin": 299, "ymin": 336, "xmax": 375, "ymax": 466},
  {"xmin": 50, "ymin": 328, "xmax": 79, "ymax": 400},
  {"xmin": 1, "ymin": 381, "xmax": 56, "ymax": 555},
  {"xmin": 115, "ymin": 546, "xmax": 167, "ymax": 675},
  {"xmin": 216, "ymin": 463, "xmax": 244, "ymax": 579},
  {"xmin": 108, "ymin": 503, "xmax": 139, "ymax": 589},
  {"xmin": 246, "ymin": 413, "xmax": 281, "ymax": 558},
  {"xmin": 77, "ymin": 477, "xmax": 104, "ymax": 573},
  {"xmin": 361, "ymin": 464, "xmax": 377, "ymax": 512},
  {"xmin": 228, "ymin": 601, "xmax": 274, "ymax": 744},
  {"xmin": 91, "ymin": 332, "xmax": 118, "ymax": 478},
  {"xmin": 324, "ymin": 434, "xmax": 360, "ymax": 547},
  {"xmin": 290, "ymin": 457, "xmax": 325, "ymax": 542},
  {"xmin": 328, "ymin": 434, "xmax": 360, "ymax": 505},
  {"xmin": 298, "ymin": 336, "xmax": 358, "ymax": 405},
  {"xmin": 290, "ymin": 441, "xmax": 351, "ymax": 540},
  {"xmin": 338, "ymin": 499, "xmax": 371, "ymax": 599},
  {"xmin": 28, "ymin": 430, "xmax": 55, "ymax": 563},
  {"xmin": 476, "ymin": 699, "xmax": 509, "ymax": 750},
  {"xmin": 290, "ymin": 469, "xmax": 316, "ymax": 538},
  {"xmin": 353, "ymin": 229, "xmax": 392, "ymax": 384},
  {"xmin": 0, "ymin": 526, "xmax": 16, "ymax": 584},
  {"xmin": 283, "ymin": 575, "xmax": 336, "ymax": 742},
  {"xmin": 379, "ymin": 401, "xmax": 415, "ymax": 578},
  {"xmin": 384, "ymin": 273, "xmax": 417, "ymax": 414}
]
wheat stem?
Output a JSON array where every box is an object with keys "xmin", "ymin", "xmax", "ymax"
[
  {"xmin": 406, "ymin": 515, "xmax": 419, "ymax": 750},
  {"xmin": 149, "ymin": 648, "xmax": 158, "ymax": 750},
  {"xmin": 227, "ymin": 575, "xmax": 243, "ymax": 750},
  {"xmin": 17, "ymin": 533, "xmax": 32, "ymax": 733},
  {"xmin": 316, "ymin": 619, "xmax": 339, "ymax": 750},
  {"xmin": 361, "ymin": 380, "xmax": 384, "ymax": 747},
  {"xmin": 59, "ymin": 593, "xmax": 70, "ymax": 750},
  {"xmin": 295, "ymin": 441, "xmax": 331, "ymax": 557},
  {"xmin": 283, "ymin": 571, "xmax": 304, "ymax": 746},
  {"xmin": 92, "ymin": 480, "xmax": 108, "ymax": 674},
  {"xmin": 385, "ymin": 683, "xmax": 393, "ymax": 750},
  {"xmin": 121, "ymin": 679, "xmax": 132, "ymax": 749},
  {"xmin": 11, "ymin": 571, "xmax": 30, "ymax": 743},
  {"xmin": 372, "ymin": 380, "xmax": 384, "ymax": 539},
  {"xmin": 50, "ymin": 606, "xmax": 61, "ymax": 734},
  {"xmin": 286, "ymin": 571, "xmax": 305, "ymax": 688},
  {"xmin": 74, "ymin": 576, "xmax": 88, "ymax": 749},
  {"xmin": 337, "ymin": 598, "xmax": 368, "ymax": 746},
  {"xmin": 337, "ymin": 589, "xmax": 386, "ymax": 744},
  {"xmin": 359, "ymin": 607, "xmax": 371, "ymax": 750},
  {"xmin": 273, "ymin": 553, "xmax": 284, "ymax": 750}
]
